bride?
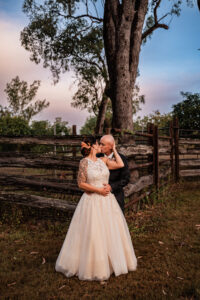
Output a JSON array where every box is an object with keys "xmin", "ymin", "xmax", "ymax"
[{"xmin": 55, "ymin": 136, "xmax": 137, "ymax": 281}]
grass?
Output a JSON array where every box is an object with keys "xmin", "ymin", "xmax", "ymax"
[{"xmin": 0, "ymin": 181, "xmax": 200, "ymax": 299}]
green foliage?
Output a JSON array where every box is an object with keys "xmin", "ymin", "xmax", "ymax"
[
  {"xmin": 80, "ymin": 112, "xmax": 112, "ymax": 135},
  {"xmin": 29, "ymin": 118, "xmax": 71, "ymax": 152},
  {"xmin": 132, "ymin": 83, "xmax": 145, "ymax": 115},
  {"xmin": 142, "ymin": 0, "xmax": 193, "ymax": 45},
  {"xmin": 20, "ymin": 0, "xmax": 145, "ymax": 120},
  {"xmin": 21, "ymin": 1, "xmax": 104, "ymax": 83},
  {"xmin": 134, "ymin": 110, "xmax": 173, "ymax": 131},
  {"xmin": 172, "ymin": 91, "xmax": 200, "ymax": 129},
  {"xmin": 0, "ymin": 114, "xmax": 31, "ymax": 136},
  {"xmin": 4, "ymin": 76, "xmax": 49, "ymax": 122},
  {"xmin": 80, "ymin": 116, "xmax": 97, "ymax": 135},
  {"xmin": 52, "ymin": 117, "xmax": 71, "ymax": 136},
  {"xmin": 30, "ymin": 118, "xmax": 71, "ymax": 136},
  {"xmin": 30, "ymin": 120, "xmax": 52, "ymax": 136},
  {"xmin": 20, "ymin": 0, "xmax": 193, "ymax": 129}
]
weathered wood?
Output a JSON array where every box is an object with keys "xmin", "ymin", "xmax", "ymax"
[
  {"xmin": 0, "ymin": 150, "xmax": 75, "ymax": 157},
  {"xmin": 119, "ymin": 144, "xmax": 153, "ymax": 157},
  {"xmin": 72, "ymin": 125, "xmax": 77, "ymax": 135},
  {"xmin": 180, "ymin": 159, "xmax": 200, "ymax": 167},
  {"xmin": 158, "ymin": 147, "xmax": 171, "ymax": 154},
  {"xmin": 1, "ymin": 126, "xmax": 200, "ymax": 215},
  {"xmin": 0, "ymin": 192, "xmax": 76, "ymax": 211},
  {"xmin": 127, "ymin": 159, "xmax": 139, "ymax": 183},
  {"xmin": 153, "ymin": 125, "xmax": 159, "ymax": 189},
  {"xmin": 179, "ymin": 139, "xmax": 200, "ymax": 145},
  {"xmin": 159, "ymin": 159, "xmax": 171, "ymax": 166},
  {"xmin": 0, "ymin": 136, "xmax": 85, "ymax": 145},
  {"xmin": 0, "ymin": 157, "xmax": 79, "ymax": 170},
  {"xmin": 124, "ymin": 167, "xmax": 171, "ymax": 197},
  {"xmin": 129, "ymin": 162, "xmax": 153, "ymax": 170},
  {"xmin": 124, "ymin": 174, "xmax": 153, "ymax": 197},
  {"xmin": 135, "ymin": 132, "xmax": 153, "ymax": 138},
  {"xmin": 158, "ymin": 135, "xmax": 172, "ymax": 140},
  {"xmin": 180, "ymin": 169, "xmax": 200, "ymax": 177},
  {"xmin": 0, "ymin": 174, "xmax": 81, "ymax": 194},
  {"xmin": 147, "ymin": 123, "xmax": 154, "ymax": 175},
  {"xmin": 174, "ymin": 117, "xmax": 180, "ymax": 182},
  {"xmin": 179, "ymin": 148, "xmax": 200, "ymax": 154},
  {"xmin": 158, "ymin": 139, "xmax": 171, "ymax": 147}
]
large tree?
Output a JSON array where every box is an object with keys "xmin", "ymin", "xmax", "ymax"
[{"xmin": 21, "ymin": 0, "xmax": 193, "ymax": 131}]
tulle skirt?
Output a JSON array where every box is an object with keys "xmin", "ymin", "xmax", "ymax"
[{"xmin": 55, "ymin": 192, "xmax": 137, "ymax": 281}]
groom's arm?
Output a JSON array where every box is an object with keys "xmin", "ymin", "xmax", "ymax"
[{"xmin": 109, "ymin": 154, "xmax": 130, "ymax": 192}]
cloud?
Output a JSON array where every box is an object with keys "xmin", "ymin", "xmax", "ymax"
[{"xmin": 0, "ymin": 15, "xmax": 90, "ymax": 131}]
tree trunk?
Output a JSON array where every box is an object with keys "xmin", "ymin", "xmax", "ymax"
[
  {"xmin": 103, "ymin": 0, "xmax": 148, "ymax": 131},
  {"xmin": 95, "ymin": 96, "xmax": 109, "ymax": 134}
]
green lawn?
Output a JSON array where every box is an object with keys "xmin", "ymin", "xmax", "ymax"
[{"xmin": 0, "ymin": 181, "xmax": 200, "ymax": 300}]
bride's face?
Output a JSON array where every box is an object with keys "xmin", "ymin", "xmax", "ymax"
[{"xmin": 92, "ymin": 141, "xmax": 101, "ymax": 153}]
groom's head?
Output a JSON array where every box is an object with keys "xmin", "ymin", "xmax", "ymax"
[{"xmin": 100, "ymin": 135, "xmax": 115, "ymax": 155}]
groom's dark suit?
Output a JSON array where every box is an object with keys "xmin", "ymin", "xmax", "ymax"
[{"xmin": 96, "ymin": 152, "xmax": 130, "ymax": 213}]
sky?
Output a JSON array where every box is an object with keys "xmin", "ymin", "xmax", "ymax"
[{"xmin": 0, "ymin": 0, "xmax": 200, "ymax": 132}]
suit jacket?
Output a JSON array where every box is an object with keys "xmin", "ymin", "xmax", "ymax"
[{"xmin": 96, "ymin": 152, "xmax": 130, "ymax": 212}]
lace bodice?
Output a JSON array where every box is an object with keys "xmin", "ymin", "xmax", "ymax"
[{"xmin": 77, "ymin": 157, "xmax": 110, "ymax": 188}]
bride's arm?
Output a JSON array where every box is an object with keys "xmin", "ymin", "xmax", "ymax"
[
  {"xmin": 102, "ymin": 142, "xmax": 124, "ymax": 170},
  {"xmin": 77, "ymin": 158, "xmax": 109, "ymax": 196}
]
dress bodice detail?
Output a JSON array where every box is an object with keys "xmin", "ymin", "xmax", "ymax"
[{"xmin": 77, "ymin": 157, "xmax": 110, "ymax": 188}]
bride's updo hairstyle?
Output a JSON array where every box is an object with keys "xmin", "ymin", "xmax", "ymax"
[{"xmin": 81, "ymin": 136, "xmax": 98, "ymax": 157}]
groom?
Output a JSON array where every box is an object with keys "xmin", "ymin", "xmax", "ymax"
[{"xmin": 96, "ymin": 135, "xmax": 130, "ymax": 213}]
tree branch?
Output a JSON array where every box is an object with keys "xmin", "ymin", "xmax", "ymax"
[
  {"xmin": 58, "ymin": 12, "xmax": 103, "ymax": 23},
  {"xmin": 142, "ymin": 23, "xmax": 168, "ymax": 40},
  {"xmin": 142, "ymin": 0, "xmax": 170, "ymax": 41},
  {"xmin": 73, "ymin": 55, "xmax": 104, "ymax": 74},
  {"xmin": 154, "ymin": 0, "xmax": 162, "ymax": 23}
]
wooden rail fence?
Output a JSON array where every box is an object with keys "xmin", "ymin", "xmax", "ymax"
[{"xmin": 0, "ymin": 117, "xmax": 200, "ymax": 217}]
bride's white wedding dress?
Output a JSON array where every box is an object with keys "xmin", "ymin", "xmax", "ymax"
[{"xmin": 55, "ymin": 157, "xmax": 137, "ymax": 281}]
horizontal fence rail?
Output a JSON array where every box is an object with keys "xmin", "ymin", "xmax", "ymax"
[{"xmin": 0, "ymin": 118, "xmax": 200, "ymax": 218}]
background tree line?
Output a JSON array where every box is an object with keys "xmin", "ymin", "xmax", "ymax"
[
  {"xmin": 1, "ymin": 75, "xmax": 200, "ymax": 136},
  {"xmin": 0, "ymin": 76, "xmax": 70, "ymax": 137}
]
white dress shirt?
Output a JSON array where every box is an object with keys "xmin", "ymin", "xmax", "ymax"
[{"xmin": 105, "ymin": 152, "xmax": 114, "ymax": 160}]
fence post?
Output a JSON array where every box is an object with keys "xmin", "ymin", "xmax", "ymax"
[
  {"xmin": 72, "ymin": 125, "xmax": 77, "ymax": 180},
  {"xmin": 153, "ymin": 124, "xmax": 159, "ymax": 190},
  {"xmin": 169, "ymin": 120, "xmax": 174, "ymax": 180},
  {"xmin": 147, "ymin": 123, "xmax": 154, "ymax": 174},
  {"xmin": 173, "ymin": 117, "xmax": 180, "ymax": 182}
]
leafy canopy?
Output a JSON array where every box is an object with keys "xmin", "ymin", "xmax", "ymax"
[{"xmin": 172, "ymin": 92, "xmax": 200, "ymax": 129}]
